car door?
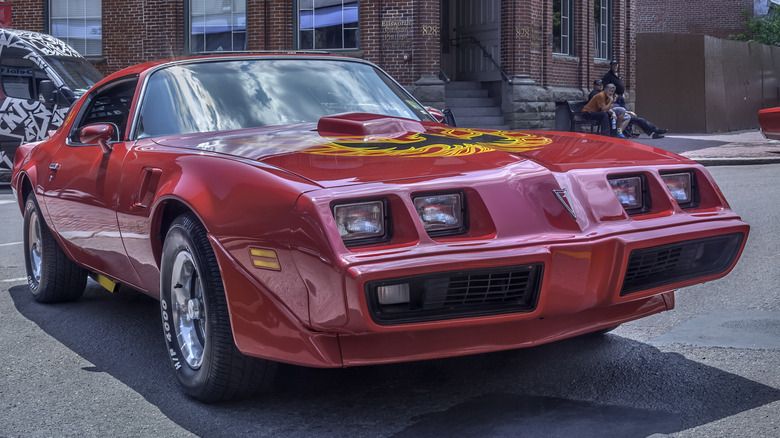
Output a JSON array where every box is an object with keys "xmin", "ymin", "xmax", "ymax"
[{"xmin": 43, "ymin": 75, "xmax": 145, "ymax": 289}]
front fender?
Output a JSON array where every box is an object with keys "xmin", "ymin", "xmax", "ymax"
[{"xmin": 117, "ymin": 145, "xmax": 321, "ymax": 329}]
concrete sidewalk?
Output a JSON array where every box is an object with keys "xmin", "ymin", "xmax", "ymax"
[{"xmin": 629, "ymin": 129, "xmax": 780, "ymax": 166}]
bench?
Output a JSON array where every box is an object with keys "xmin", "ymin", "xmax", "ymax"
[{"xmin": 556, "ymin": 100, "xmax": 600, "ymax": 133}]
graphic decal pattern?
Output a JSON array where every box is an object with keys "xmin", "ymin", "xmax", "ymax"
[
  {"xmin": 4, "ymin": 30, "xmax": 82, "ymax": 58},
  {"xmin": 0, "ymin": 30, "xmax": 75, "ymax": 177},
  {"xmin": 310, "ymin": 127, "xmax": 553, "ymax": 157},
  {"xmin": 0, "ymin": 99, "xmax": 66, "ymax": 143}
]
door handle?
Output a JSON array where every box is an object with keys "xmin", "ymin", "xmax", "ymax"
[{"xmin": 48, "ymin": 163, "xmax": 60, "ymax": 181}]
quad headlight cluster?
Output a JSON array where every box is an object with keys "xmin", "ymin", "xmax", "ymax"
[
  {"xmin": 333, "ymin": 200, "xmax": 388, "ymax": 244},
  {"xmin": 332, "ymin": 191, "xmax": 467, "ymax": 246},
  {"xmin": 608, "ymin": 175, "xmax": 646, "ymax": 212},
  {"xmin": 608, "ymin": 170, "xmax": 697, "ymax": 214},
  {"xmin": 412, "ymin": 191, "xmax": 466, "ymax": 235},
  {"xmin": 660, "ymin": 171, "xmax": 696, "ymax": 207}
]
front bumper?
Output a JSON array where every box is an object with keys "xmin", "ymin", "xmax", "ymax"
[{"xmin": 215, "ymin": 217, "xmax": 748, "ymax": 368}]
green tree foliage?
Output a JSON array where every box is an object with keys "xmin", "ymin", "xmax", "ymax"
[{"xmin": 730, "ymin": 8, "xmax": 780, "ymax": 46}]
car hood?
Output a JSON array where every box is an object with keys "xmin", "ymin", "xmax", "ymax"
[{"xmin": 150, "ymin": 113, "xmax": 691, "ymax": 188}]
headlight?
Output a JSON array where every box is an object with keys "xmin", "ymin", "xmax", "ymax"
[
  {"xmin": 661, "ymin": 171, "xmax": 695, "ymax": 206},
  {"xmin": 332, "ymin": 200, "xmax": 388, "ymax": 244},
  {"xmin": 412, "ymin": 192, "xmax": 466, "ymax": 235},
  {"xmin": 608, "ymin": 175, "xmax": 646, "ymax": 212}
]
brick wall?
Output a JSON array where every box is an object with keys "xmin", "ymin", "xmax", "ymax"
[
  {"xmin": 8, "ymin": 0, "xmax": 44, "ymax": 32},
  {"xmin": 496, "ymin": 0, "xmax": 635, "ymax": 92},
  {"xmin": 637, "ymin": 0, "xmax": 751, "ymax": 39},
  {"xmin": 362, "ymin": 1, "xmax": 433, "ymax": 85},
  {"xmin": 100, "ymin": 0, "xmax": 184, "ymax": 75},
  {"xmin": 6, "ymin": 0, "xmax": 637, "ymax": 89}
]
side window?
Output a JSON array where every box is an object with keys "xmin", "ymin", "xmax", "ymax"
[
  {"xmin": 0, "ymin": 48, "xmax": 47, "ymax": 100},
  {"xmin": 71, "ymin": 75, "xmax": 138, "ymax": 144}
]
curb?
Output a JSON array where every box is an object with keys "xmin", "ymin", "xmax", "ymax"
[{"xmin": 684, "ymin": 156, "xmax": 780, "ymax": 166}]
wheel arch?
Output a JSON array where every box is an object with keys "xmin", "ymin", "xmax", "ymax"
[
  {"xmin": 17, "ymin": 173, "xmax": 34, "ymax": 213},
  {"xmin": 152, "ymin": 197, "xmax": 197, "ymax": 269}
]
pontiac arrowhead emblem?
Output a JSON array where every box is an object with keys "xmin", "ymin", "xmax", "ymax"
[{"xmin": 553, "ymin": 189, "xmax": 576, "ymax": 220}]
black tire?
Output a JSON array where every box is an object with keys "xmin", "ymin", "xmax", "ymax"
[
  {"xmin": 23, "ymin": 193, "xmax": 87, "ymax": 303},
  {"xmin": 159, "ymin": 213, "xmax": 275, "ymax": 403}
]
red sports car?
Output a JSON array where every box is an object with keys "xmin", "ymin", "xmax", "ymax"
[
  {"xmin": 11, "ymin": 55, "xmax": 749, "ymax": 402},
  {"xmin": 758, "ymin": 106, "xmax": 780, "ymax": 140}
]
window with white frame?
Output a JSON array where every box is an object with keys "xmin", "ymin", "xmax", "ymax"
[
  {"xmin": 553, "ymin": 0, "xmax": 573, "ymax": 55},
  {"xmin": 594, "ymin": 0, "xmax": 612, "ymax": 60},
  {"xmin": 49, "ymin": 0, "xmax": 102, "ymax": 56},
  {"xmin": 297, "ymin": 0, "xmax": 359, "ymax": 50},
  {"xmin": 190, "ymin": 0, "xmax": 247, "ymax": 53}
]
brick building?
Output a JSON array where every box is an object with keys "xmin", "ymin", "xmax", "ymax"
[
  {"xmin": 637, "ymin": 0, "xmax": 754, "ymax": 39},
  {"xmin": 7, "ymin": 0, "xmax": 638, "ymax": 130}
]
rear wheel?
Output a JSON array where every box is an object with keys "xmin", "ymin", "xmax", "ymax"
[
  {"xmin": 23, "ymin": 194, "xmax": 87, "ymax": 303},
  {"xmin": 160, "ymin": 213, "xmax": 275, "ymax": 403}
]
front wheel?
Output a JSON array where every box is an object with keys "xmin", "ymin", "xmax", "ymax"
[
  {"xmin": 23, "ymin": 193, "xmax": 87, "ymax": 303},
  {"xmin": 159, "ymin": 213, "xmax": 275, "ymax": 402}
]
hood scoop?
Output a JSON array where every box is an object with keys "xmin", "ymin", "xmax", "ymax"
[{"xmin": 317, "ymin": 113, "xmax": 425, "ymax": 138}]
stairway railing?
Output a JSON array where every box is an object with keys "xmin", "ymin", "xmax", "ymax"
[{"xmin": 450, "ymin": 36, "xmax": 513, "ymax": 84}]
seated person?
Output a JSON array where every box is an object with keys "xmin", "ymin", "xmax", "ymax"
[
  {"xmin": 588, "ymin": 79, "xmax": 603, "ymax": 101},
  {"xmin": 582, "ymin": 83, "xmax": 628, "ymax": 137},
  {"xmin": 610, "ymin": 92, "xmax": 668, "ymax": 138},
  {"xmin": 624, "ymin": 110, "xmax": 668, "ymax": 139}
]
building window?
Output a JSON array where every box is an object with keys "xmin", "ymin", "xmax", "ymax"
[
  {"xmin": 189, "ymin": 0, "xmax": 247, "ymax": 53},
  {"xmin": 49, "ymin": 0, "xmax": 102, "ymax": 56},
  {"xmin": 553, "ymin": 0, "xmax": 573, "ymax": 55},
  {"xmin": 297, "ymin": 1, "xmax": 359, "ymax": 50},
  {"xmin": 594, "ymin": 0, "xmax": 612, "ymax": 60}
]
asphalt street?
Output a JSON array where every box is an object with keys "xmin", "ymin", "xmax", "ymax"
[{"xmin": 0, "ymin": 161, "xmax": 778, "ymax": 437}]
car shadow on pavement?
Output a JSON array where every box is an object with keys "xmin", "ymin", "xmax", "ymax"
[{"xmin": 9, "ymin": 282, "xmax": 780, "ymax": 438}]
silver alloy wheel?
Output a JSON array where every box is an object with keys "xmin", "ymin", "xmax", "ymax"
[
  {"xmin": 27, "ymin": 209, "xmax": 42, "ymax": 284},
  {"xmin": 170, "ymin": 250, "xmax": 206, "ymax": 369}
]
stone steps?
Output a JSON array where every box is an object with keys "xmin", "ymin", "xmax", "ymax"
[{"xmin": 445, "ymin": 81, "xmax": 508, "ymax": 130}]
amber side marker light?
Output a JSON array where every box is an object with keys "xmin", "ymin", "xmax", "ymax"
[{"xmin": 250, "ymin": 248, "xmax": 280, "ymax": 270}]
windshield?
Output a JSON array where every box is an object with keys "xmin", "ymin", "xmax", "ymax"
[
  {"xmin": 44, "ymin": 56, "xmax": 103, "ymax": 95},
  {"xmin": 136, "ymin": 58, "xmax": 434, "ymax": 139}
]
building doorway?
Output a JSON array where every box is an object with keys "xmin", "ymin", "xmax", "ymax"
[{"xmin": 450, "ymin": 0, "xmax": 501, "ymax": 82}]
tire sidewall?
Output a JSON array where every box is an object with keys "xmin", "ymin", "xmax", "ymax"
[
  {"xmin": 160, "ymin": 223, "xmax": 214, "ymax": 396},
  {"xmin": 23, "ymin": 195, "xmax": 45, "ymax": 297}
]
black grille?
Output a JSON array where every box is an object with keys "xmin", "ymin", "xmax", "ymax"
[
  {"xmin": 621, "ymin": 233, "xmax": 744, "ymax": 295},
  {"xmin": 367, "ymin": 264, "xmax": 543, "ymax": 325}
]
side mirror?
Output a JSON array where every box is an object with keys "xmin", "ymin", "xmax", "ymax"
[
  {"xmin": 425, "ymin": 106, "xmax": 445, "ymax": 123},
  {"xmin": 424, "ymin": 107, "xmax": 457, "ymax": 127},
  {"xmin": 38, "ymin": 80, "xmax": 56, "ymax": 105},
  {"xmin": 80, "ymin": 123, "xmax": 116, "ymax": 155},
  {"xmin": 442, "ymin": 108, "xmax": 457, "ymax": 127},
  {"xmin": 38, "ymin": 80, "xmax": 76, "ymax": 106}
]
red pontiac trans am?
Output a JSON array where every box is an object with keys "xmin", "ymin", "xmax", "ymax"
[{"xmin": 11, "ymin": 55, "xmax": 749, "ymax": 402}]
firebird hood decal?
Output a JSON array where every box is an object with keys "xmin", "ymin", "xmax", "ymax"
[
  {"xmin": 152, "ymin": 122, "xmax": 690, "ymax": 186},
  {"xmin": 310, "ymin": 127, "xmax": 552, "ymax": 157}
]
